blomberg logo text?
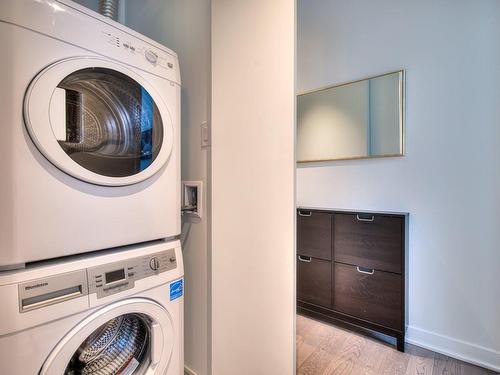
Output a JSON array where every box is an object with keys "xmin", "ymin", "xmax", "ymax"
[{"xmin": 25, "ymin": 282, "xmax": 48, "ymax": 290}]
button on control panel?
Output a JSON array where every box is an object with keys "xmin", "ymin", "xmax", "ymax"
[{"xmin": 88, "ymin": 248, "xmax": 177, "ymax": 299}]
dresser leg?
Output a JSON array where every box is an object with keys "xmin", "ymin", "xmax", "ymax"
[{"xmin": 396, "ymin": 334, "xmax": 405, "ymax": 352}]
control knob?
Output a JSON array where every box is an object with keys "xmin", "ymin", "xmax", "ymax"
[
  {"xmin": 145, "ymin": 49, "xmax": 158, "ymax": 64},
  {"xmin": 149, "ymin": 257, "xmax": 161, "ymax": 271}
]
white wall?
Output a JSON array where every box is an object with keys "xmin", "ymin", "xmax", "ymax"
[
  {"xmin": 211, "ymin": 1, "xmax": 295, "ymax": 374},
  {"xmin": 123, "ymin": 2, "xmax": 211, "ymax": 375},
  {"xmin": 297, "ymin": 0, "xmax": 500, "ymax": 371}
]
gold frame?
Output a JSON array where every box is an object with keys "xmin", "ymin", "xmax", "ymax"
[{"xmin": 296, "ymin": 70, "xmax": 405, "ymax": 164}]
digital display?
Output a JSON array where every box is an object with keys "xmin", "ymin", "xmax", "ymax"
[{"xmin": 105, "ymin": 269, "xmax": 125, "ymax": 284}]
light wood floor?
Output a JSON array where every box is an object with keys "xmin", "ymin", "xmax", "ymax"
[{"xmin": 296, "ymin": 315, "xmax": 498, "ymax": 375}]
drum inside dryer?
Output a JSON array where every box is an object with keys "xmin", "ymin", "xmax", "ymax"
[
  {"xmin": 65, "ymin": 313, "xmax": 150, "ymax": 375},
  {"xmin": 55, "ymin": 67, "xmax": 164, "ymax": 178}
]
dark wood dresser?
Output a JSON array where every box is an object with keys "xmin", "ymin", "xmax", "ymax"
[{"xmin": 296, "ymin": 208, "xmax": 408, "ymax": 351}]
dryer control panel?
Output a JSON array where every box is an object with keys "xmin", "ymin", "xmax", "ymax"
[
  {"xmin": 101, "ymin": 30, "xmax": 176, "ymax": 73},
  {"xmin": 88, "ymin": 249, "xmax": 177, "ymax": 299}
]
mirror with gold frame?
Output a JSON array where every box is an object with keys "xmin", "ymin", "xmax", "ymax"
[{"xmin": 297, "ymin": 70, "xmax": 405, "ymax": 163}]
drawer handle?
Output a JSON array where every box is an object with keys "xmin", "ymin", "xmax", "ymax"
[
  {"xmin": 356, "ymin": 214, "xmax": 374, "ymax": 222},
  {"xmin": 298, "ymin": 256, "xmax": 312, "ymax": 263},
  {"xmin": 356, "ymin": 266, "xmax": 374, "ymax": 275},
  {"xmin": 298, "ymin": 210, "xmax": 312, "ymax": 217}
]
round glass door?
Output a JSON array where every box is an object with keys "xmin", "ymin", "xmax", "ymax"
[
  {"xmin": 25, "ymin": 58, "xmax": 174, "ymax": 186},
  {"xmin": 55, "ymin": 68, "xmax": 163, "ymax": 178},
  {"xmin": 40, "ymin": 298, "xmax": 174, "ymax": 375}
]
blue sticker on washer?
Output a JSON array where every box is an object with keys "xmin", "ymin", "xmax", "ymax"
[{"xmin": 170, "ymin": 279, "xmax": 183, "ymax": 301}]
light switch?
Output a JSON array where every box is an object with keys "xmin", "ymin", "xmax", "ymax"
[{"xmin": 201, "ymin": 121, "xmax": 210, "ymax": 148}]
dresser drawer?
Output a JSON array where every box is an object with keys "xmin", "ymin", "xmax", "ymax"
[
  {"xmin": 297, "ymin": 256, "xmax": 332, "ymax": 308},
  {"xmin": 334, "ymin": 213, "xmax": 403, "ymax": 274},
  {"xmin": 297, "ymin": 210, "xmax": 332, "ymax": 260},
  {"xmin": 333, "ymin": 262, "xmax": 402, "ymax": 330}
]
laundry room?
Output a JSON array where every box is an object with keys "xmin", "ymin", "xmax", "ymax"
[{"xmin": 0, "ymin": 1, "xmax": 499, "ymax": 375}]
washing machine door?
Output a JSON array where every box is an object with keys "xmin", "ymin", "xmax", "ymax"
[
  {"xmin": 24, "ymin": 57, "xmax": 175, "ymax": 186},
  {"xmin": 40, "ymin": 298, "xmax": 175, "ymax": 375}
]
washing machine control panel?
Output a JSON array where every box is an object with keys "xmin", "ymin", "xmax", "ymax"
[{"xmin": 87, "ymin": 249, "xmax": 177, "ymax": 299}]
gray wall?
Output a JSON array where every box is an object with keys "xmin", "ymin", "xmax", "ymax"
[
  {"xmin": 122, "ymin": 2, "xmax": 211, "ymax": 375},
  {"xmin": 297, "ymin": 0, "xmax": 500, "ymax": 370},
  {"xmin": 72, "ymin": 0, "xmax": 99, "ymax": 12}
]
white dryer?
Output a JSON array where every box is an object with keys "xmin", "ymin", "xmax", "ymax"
[
  {"xmin": 0, "ymin": 239, "xmax": 184, "ymax": 375},
  {"xmin": 0, "ymin": 0, "xmax": 181, "ymax": 269}
]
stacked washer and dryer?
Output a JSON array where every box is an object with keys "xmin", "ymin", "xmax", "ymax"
[{"xmin": 0, "ymin": 1, "xmax": 183, "ymax": 374}]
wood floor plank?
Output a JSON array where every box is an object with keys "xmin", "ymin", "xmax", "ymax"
[
  {"xmin": 301, "ymin": 318, "xmax": 337, "ymax": 348},
  {"xmin": 296, "ymin": 315, "xmax": 497, "ymax": 375},
  {"xmin": 297, "ymin": 314, "xmax": 315, "ymax": 336},
  {"xmin": 380, "ymin": 347, "xmax": 410, "ymax": 375},
  {"xmin": 356, "ymin": 340, "xmax": 393, "ymax": 375},
  {"xmin": 297, "ymin": 334, "xmax": 304, "ymax": 346},
  {"xmin": 405, "ymin": 352, "xmax": 435, "ymax": 375},
  {"xmin": 432, "ymin": 353, "xmax": 462, "ymax": 375},
  {"xmin": 298, "ymin": 341, "xmax": 318, "ymax": 369},
  {"xmin": 298, "ymin": 330, "xmax": 340, "ymax": 375},
  {"xmin": 460, "ymin": 362, "xmax": 498, "ymax": 375},
  {"xmin": 321, "ymin": 334, "xmax": 366, "ymax": 375},
  {"xmin": 404, "ymin": 344, "xmax": 435, "ymax": 375},
  {"xmin": 432, "ymin": 353, "xmax": 498, "ymax": 375}
]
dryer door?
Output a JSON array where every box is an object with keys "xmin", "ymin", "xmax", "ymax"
[
  {"xmin": 24, "ymin": 57, "xmax": 175, "ymax": 186},
  {"xmin": 39, "ymin": 298, "xmax": 175, "ymax": 375}
]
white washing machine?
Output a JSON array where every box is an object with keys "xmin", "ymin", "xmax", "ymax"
[
  {"xmin": 0, "ymin": 239, "xmax": 184, "ymax": 375},
  {"xmin": 0, "ymin": 0, "xmax": 181, "ymax": 269}
]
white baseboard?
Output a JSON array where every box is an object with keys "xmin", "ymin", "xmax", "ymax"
[
  {"xmin": 184, "ymin": 365, "xmax": 199, "ymax": 375},
  {"xmin": 406, "ymin": 325, "xmax": 500, "ymax": 372}
]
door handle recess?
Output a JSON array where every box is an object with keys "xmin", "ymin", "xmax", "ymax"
[
  {"xmin": 298, "ymin": 256, "xmax": 312, "ymax": 263},
  {"xmin": 49, "ymin": 87, "xmax": 67, "ymax": 141},
  {"xmin": 298, "ymin": 210, "xmax": 312, "ymax": 217},
  {"xmin": 356, "ymin": 266, "xmax": 374, "ymax": 275},
  {"xmin": 356, "ymin": 214, "xmax": 374, "ymax": 222},
  {"xmin": 150, "ymin": 322, "xmax": 163, "ymax": 365}
]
